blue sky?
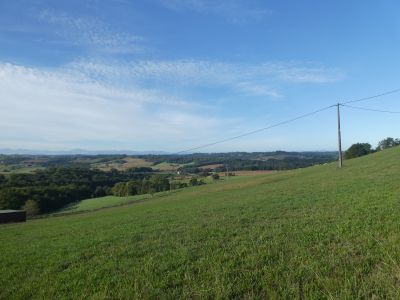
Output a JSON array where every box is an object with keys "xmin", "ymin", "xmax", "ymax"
[{"xmin": 1, "ymin": 0, "xmax": 400, "ymax": 152}]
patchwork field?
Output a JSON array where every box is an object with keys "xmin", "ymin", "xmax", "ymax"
[
  {"xmin": 93, "ymin": 157, "xmax": 154, "ymax": 171},
  {"xmin": 219, "ymin": 170, "xmax": 277, "ymax": 176},
  {"xmin": 152, "ymin": 162, "xmax": 184, "ymax": 171},
  {"xmin": 199, "ymin": 163, "xmax": 224, "ymax": 170},
  {"xmin": 1, "ymin": 147, "xmax": 400, "ymax": 298}
]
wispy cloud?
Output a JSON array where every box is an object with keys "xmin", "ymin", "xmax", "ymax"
[
  {"xmin": 0, "ymin": 62, "xmax": 219, "ymax": 151},
  {"xmin": 70, "ymin": 59, "xmax": 344, "ymax": 98},
  {"xmin": 263, "ymin": 63, "xmax": 344, "ymax": 83},
  {"xmin": 159, "ymin": 0, "xmax": 270, "ymax": 23},
  {"xmin": 235, "ymin": 82, "xmax": 282, "ymax": 98},
  {"xmin": 38, "ymin": 10, "xmax": 144, "ymax": 54}
]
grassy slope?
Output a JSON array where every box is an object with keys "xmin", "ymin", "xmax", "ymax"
[
  {"xmin": 152, "ymin": 162, "xmax": 184, "ymax": 171},
  {"xmin": 53, "ymin": 195, "xmax": 153, "ymax": 214},
  {"xmin": 1, "ymin": 148, "xmax": 400, "ymax": 298},
  {"xmin": 53, "ymin": 191, "xmax": 182, "ymax": 215},
  {"xmin": 55, "ymin": 179, "xmax": 237, "ymax": 216}
]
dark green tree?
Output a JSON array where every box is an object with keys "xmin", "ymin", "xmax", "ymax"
[
  {"xmin": 345, "ymin": 143, "xmax": 373, "ymax": 159},
  {"xmin": 212, "ymin": 173, "xmax": 220, "ymax": 180},
  {"xmin": 141, "ymin": 179, "xmax": 150, "ymax": 194},
  {"xmin": 111, "ymin": 182, "xmax": 128, "ymax": 197},
  {"xmin": 93, "ymin": 186, "xmax": 110, "ymax": 198},
  {"xmin": 189, "ymin": 178, "xmax": 199, "ymax": 186},
  {"xmin": 149, "ymin": 175, "xmax": 170, "ymax": 193},
  {"xmin": 126, "ymin": 180, "xmax": 140, "ymax": 196}
]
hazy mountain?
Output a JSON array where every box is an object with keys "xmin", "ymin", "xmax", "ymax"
[{"xmin": 0, "ymin": 149, "xmax": 169, "ymax": 155}]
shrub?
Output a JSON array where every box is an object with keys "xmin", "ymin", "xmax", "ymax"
[
  {"xmin": 345, "ymin": 143, "xmax": 373, "ymax": 159},
  {"xmin": 212, "ymin": 173, "xmax": 220, "ymax": 180},
  {"xmin": 22, "ymin": 199, "xmax": 40, "ymax": 217}
]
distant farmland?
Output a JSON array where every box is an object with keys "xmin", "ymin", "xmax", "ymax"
[
  {"xmin": 0, "ymin": 151, "xmax": 336, "ymax": 175},
  {"xmin": 93, "ymin": 157, "xmax": 154, "ymax": 171}
]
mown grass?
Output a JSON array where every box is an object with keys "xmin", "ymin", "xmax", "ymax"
[
  {"xmin": 53, "ymin": 194, "xmax": 153, "ymax": 214},
  {"xmin": 53, "ymin": 190, "xmax": 182, "ymax": 216},
  {"xmin": 2, "ymin": 147, "xmax": 400, "ymax": 298}
]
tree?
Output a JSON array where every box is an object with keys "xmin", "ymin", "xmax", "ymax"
[
  {"xmin": 0, "ymin": 174, "xmax": 5, "ymax": 186},
  {"xmin": 149, "ymin": 175, "xmax": 170, "ymax": 193},
  {"xmin": 212, "ymin": 173, "xmax": 220, "ymax": 180},
  {"xmin": 141, "ymin": 179, "xmax": 150, "ymax": 194},
  {"xmin": 189, "ymin": 178, "xmax": 198, "ymax": 186},
  {"xmin": 111, "ymin": 182, "xmax": 128, "ymax": 197},
  {"xmin": 0, "ymin": 188, "xmax": 27, "ymax": 210},
  {"xmin": 126, "ymin": 180, "xmax": 139, "ymax": 196},
  {"xmin": 93, "ymin": 186, "xmax": 110, "ymax": 198},
  {"xmin": 377, "ymin": 137, "xmax": 400, "ymax": 151},
  {"xmin": 345, "ymin": 143, "xmax": 373, "ymax": 159},
  {"xmin": 22, "ymin": 199, "xmax": 40, "ymax": 217}
]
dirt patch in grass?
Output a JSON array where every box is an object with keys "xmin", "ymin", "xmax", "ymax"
[
  {"xmin": 94, "ymin": 157, "xmax": 153, "ymax": 171},
  {"xmin": 199, "ymin": 164, "xmax": 224, "ymax": 170}
]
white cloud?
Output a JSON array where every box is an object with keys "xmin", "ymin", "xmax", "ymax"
[
  {"xmin": 160, "ymin": 0, "xmax": 270, "ymax": 23},
  {"xmin": 38, "ymin": 10, "xmax": 144, "ymax": 54},
  {"xmin": 235, "ymin": 82, "xmax": 281, "ymax": 98},
  {"xmin": 0, "ymin": 63, "xmax": 219, "ymax": 151},
  {"xmin": 0, "ymin": 59, "xmax": 344, "ymax": 151},
  {"xmin": 262, "ymin": 63, "xmax": 344, "ymax": 83}
]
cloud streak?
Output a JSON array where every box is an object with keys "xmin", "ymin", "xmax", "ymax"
[
  {"xmin": 160, "ymin": 0, "xmax": 270, "ymax": 23},
  {"xmin": 38, "ymin": 10, "xmax": 144, "ymax": 54},
  {"xmin": 70, "ymin": 59, "xmax": 344, "ymax": 98}
]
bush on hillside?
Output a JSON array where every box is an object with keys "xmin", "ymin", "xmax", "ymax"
[
  {"xmin": 345, "ymin": 143, "xmax": 373, "ymax": 159},
  {"xmin": 22, "ymin": 199, "xmax": 40, "ymax": 217}
]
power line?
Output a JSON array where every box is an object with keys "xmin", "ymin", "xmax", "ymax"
[
  {"xmin": 341, "ymin": 88, "xmax": 400, "ymax": 104},
  {"xmin": 171, "ymin": 87, "xmax": 400, "ymax": 155},
  {"xmin": 341, "ymin": 104, "xmax": 400, "ymax": 114},
  {"xmin": 174, "ymin": 104, "xmax": 336, "ymax": 154}
]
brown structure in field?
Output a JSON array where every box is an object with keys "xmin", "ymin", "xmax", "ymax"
[{"xmin": 0, "ymin": 210, "xmax": 26, "ymax": 223}]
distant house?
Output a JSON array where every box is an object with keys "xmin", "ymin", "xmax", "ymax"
[{"xmin": 0, "ymin": 210, "xmax": 26, "ymax": 223}]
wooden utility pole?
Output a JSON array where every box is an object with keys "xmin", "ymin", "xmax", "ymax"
[{"xmin": 337, "ymin": 103, "xmax": 343, "ymax": 168}]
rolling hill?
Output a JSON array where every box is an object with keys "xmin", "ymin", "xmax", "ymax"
[{"xmin": 1, "ymin": 147, "xmax": 400, "ymax": 298}]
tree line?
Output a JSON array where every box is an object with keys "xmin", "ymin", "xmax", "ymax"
[
  {"xmin": 0, "ymin": 167, "xmax": 154, "ymax": 214},
  {"xmin": 345, "ymin": 137, "xmax": 400, "ymax": 159},
  {"xmin": 140, "ymin": 151, "xmax": 336, "ymax": 167},
  {"xmin": 0, "ymin": 167, "xmax": 207, "ymax": 216},
  {"xmin": 178, "ymin": 156, "xmax": 334, "ymax": 174}
]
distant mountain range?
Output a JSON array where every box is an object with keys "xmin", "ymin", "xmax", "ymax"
[{"xmin": 0, "ymin": 148, "xmax": 170, "ymax": 155}]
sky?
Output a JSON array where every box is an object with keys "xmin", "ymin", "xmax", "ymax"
[{"xmin": 1, "ymin": 0, "xmax": 400, "ymax": 153}]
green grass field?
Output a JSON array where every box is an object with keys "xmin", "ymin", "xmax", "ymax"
[
  {"xmin": 2, "ymin": 147, "xmax": 400, "ymax": 298},
  {"xmin": 54, "ymin": 195, "xmax": 153, "ymax": 214},
  {"xmin": 53, "ymin": 191, "xmax": 179, "ymax": 216}
]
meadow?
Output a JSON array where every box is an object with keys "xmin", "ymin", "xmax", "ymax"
[
  {"xmin": 53, "ymin": 194, "xmax": 153, "ymax": 215},
  {"xmin": 52, "ymin": 191, "xmax": 181, "ymax": 216},
  {"xmin": 1, "ymin": 147, "xmax": 400, "ymax": 298}
]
